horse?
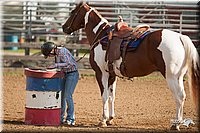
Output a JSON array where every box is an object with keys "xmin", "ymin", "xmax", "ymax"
[{"xmin": 62, "ymin": 2, "xmax": 199, "ymax": 130}]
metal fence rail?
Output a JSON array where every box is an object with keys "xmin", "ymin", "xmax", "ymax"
[{"xmin": 1, "ymin": 1, "xmax": 199, "ymax": 45}]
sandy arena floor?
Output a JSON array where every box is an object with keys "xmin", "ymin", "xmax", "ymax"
[{"xmin": 2, "ymin": 68, "xmax": 199, "ymax": 132}]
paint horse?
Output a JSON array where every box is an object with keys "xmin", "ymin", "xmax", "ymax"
[{"xmin": 62, "ymin": 2, "xmax": 199, "ymax": 130}]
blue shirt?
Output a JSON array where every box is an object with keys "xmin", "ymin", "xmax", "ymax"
[{"xmin": 55, "ymin": 47, "xmax": 78, "ymax": 72}]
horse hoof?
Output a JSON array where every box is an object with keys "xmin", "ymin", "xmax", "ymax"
[
  {"xmin": 106, "ymin": 120, "xmax": 113, "ymax": 125},
  {"xmin": 98, "ymin": 121, "xmax": 107, "ymax": 127},
  {"xmin": 106, "ymin": 116, "xmax": 114, "ymax": 125},
  {"xmin": 182, "ymin": 118, "xmax": 195, "ymax": 127},
  {"xmin": 170, "ymin": 125, "xmax": 180, "ymax": 131}
]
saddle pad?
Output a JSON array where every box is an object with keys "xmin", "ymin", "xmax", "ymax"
[
  {"xmin": 122, "ymin": 30, "xmax": 151, "ymax": 49},
  {"xmin": 100, "ymin": 36, "xmax": 109, "ymax": 45},
  {"xmin": 100, "ymin": 30, "xmax": 152, "ymax": 50}
]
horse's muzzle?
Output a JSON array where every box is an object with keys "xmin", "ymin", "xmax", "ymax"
[{"xmin": 62, "ymin": 26, "xmax": 72, "ymax": 34}]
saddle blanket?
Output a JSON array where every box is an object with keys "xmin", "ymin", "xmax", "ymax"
[
  {"xmin": 100, "ymin": 30, "xmax": 152, "ymax": 51},
  {"xmin": 122, "ymin": 30, "xmax": 151, "ymax": 49}
]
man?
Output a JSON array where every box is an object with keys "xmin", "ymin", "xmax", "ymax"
[{"xmin": 41, "ymin": 42, "xmax": 79, "ymax": 126}]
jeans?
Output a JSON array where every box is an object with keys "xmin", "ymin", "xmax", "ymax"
[{"xmin": 61, "ymin": 71, "xmax": 79, "ymax": 123}]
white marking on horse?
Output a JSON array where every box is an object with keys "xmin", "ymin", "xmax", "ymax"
[
  {"xmin": 93, "ymin": 20, "xmax": 104, "ymax": 34},
  {"xmin": 93, "ymin": 18, "xmax": 108, "ymax": 34},
  {"xmin": 113, "ymin": 58, "xmax": 123, "ymax": 77},
  {"xmin": 94, "ymin": 44, "xmax": 111, "ymax": 121},
  {"xmin": 94, "ymin": 43, "xmax": 107, "ymax": 70},
  {"xmin": 158, "ymin": 29, "xmax": 188, "ymax": 129},
  {"xmin": 158, "ymin": 29, "xmax": 185, "ymax": 76},
  {"xmin": 84, "ymin": 8, "xmax": 93, "ymax": 27}
]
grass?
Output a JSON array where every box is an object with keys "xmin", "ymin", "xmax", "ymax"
[
  {"xmin": 3, "ymin": 48, "xmax": 89, "ymax": 56},
  {"xmin": 3, "ymin": 69, "xmax": 24, "ymax": 76},
  {"xmin": 3, "ymin": 49, "xmax": 40, "ymax": 54}
]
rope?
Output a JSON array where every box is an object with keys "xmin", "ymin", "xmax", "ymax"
[
  {"xmin": 76, "ymin": 52, "xmax": 88, "ymax": 62},
  {"xmin": 75, "ymin": 24, "xmax": 110, "ymax": 62}
]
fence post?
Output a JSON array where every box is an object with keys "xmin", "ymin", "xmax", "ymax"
[
  {"xmin": 179, "ymin": 13, "xmax": 183, "ymax": 34},
  {"xmin": 162, "ymin": 5, "xmax": 165, "ymax": 25},
  {"xmin": 25, "ymin": 9, "xmax": 32, "ymax": 56},
  {"xmin": 130, "ymin": 12, "xmax": 133, "ymax": 27}
]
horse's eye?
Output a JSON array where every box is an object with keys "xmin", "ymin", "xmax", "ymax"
[{"xmin": 70, "ymin": 9, "xmax": 75, "ymax": 15}]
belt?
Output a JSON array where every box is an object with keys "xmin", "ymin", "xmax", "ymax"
[{"xmin": 66, "ymin": 70, "xmax": 77, "ymax": 74}]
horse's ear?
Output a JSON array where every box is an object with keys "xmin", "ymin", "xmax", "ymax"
[
  {"xmin": 75, "ymin": 0, "xmax": 88, "ymax": 6},
  {"xmin": 75, "ymin": 1, "xmax": 85, "ymax": 5},
  {"xmin": 84, "ymin": 1, "xmax": 89, "ymax": 5},
  {"xmin": 82, "ymin": 1, "xmax": 88, "ymax": 6},
  {"xmin": 75, "ymin": 0, "xmax": 82, "ymax": 5}
]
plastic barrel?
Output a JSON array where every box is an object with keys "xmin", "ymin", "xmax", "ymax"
[
  {"xmin": 24, "ymin": 68, "xmax": 64, "ymax": 126},
  {"xmin": 5, "ymin": 35, "xmax": 18, "ymax": 50}
]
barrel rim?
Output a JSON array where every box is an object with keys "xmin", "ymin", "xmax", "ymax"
[{"xmin": 24, "ymin": 68, "xmax": 64, "ymax": 78}]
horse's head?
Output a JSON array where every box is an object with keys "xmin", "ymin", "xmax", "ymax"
[{"xmin": 62, "ymin": 2, "xmax": 89, "ymax": 34}]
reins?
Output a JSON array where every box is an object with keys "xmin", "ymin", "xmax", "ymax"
[
  {"xmin": 75, "ymin": 24, "xmax": 109, "ymax": 62},
  {"xmin": 66, "ymin": 4, "xmax": 85, "ymax": 33},
  {"xmin": 89, "ymin": 24, "xmax": 110, "ymax": 50},
  {"xmin": 76, "ymin": 52, "xmax": 87, "ymax": 62}
]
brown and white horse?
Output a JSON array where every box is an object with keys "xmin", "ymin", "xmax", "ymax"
[{"xmin": 62, "ymin": 2, "xmax": 199, "ymax": 130}]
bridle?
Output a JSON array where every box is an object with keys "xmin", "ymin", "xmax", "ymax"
[
  {"xmin": 64, "ymin": 3, "xmax": 86, "ymax": 33},
  {"xmin": 64, "ymin": 3, "xmax": 111, "ymax": 62}
]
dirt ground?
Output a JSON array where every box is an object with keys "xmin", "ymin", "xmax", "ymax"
[{"xmin": 1, "ymin": 68, "xmax": 199, "ymax": 132}]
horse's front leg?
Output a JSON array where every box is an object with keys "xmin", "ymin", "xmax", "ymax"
[
  {"xmin": 97, "ymin": 72, "xmax": 110, "ymax": 127},
  {"xmin": 106, "ymin": 76, "xmax": 117, "ymax": 125},
  {"xmin": 95, "ymin": 71, "xmax": 113, "ymax": 127}
]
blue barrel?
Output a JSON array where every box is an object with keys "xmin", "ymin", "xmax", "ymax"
[
  {"xmin": 5, "ymin": 35, "xmax": 18, "ymax": 50},
  {"xmin": 24, "ymin": 68, "xmax": 64, "ymax": 126}
]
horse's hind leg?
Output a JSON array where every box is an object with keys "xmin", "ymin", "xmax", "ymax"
[{"xmin": 166, "ymin": 71, "xmax": 186, "ymax": 130}]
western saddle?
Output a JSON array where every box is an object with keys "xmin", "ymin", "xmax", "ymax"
[{"xmin": 106, "ymin": 16, "xmax": 150, "ymax": 77}]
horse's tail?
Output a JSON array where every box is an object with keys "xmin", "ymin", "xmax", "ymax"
[{"xmin": 180, "ymin": 35, "xmax": 200, "ymax": 112}]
